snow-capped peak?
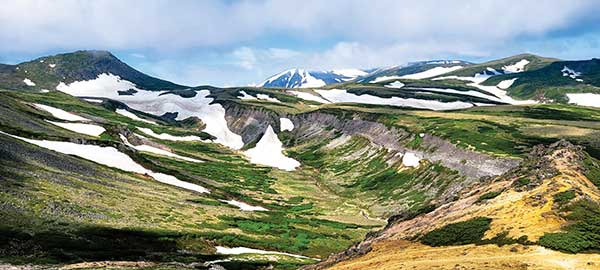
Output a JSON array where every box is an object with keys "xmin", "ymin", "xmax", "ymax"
[{"xmin": 260, "ymin": 68, "xmax": 367, "ymax": 88}]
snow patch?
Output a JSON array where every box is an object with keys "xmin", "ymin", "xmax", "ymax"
[
  {"xmin": 385, "ymin": 81, "xmax": 405, "ymax": 88},
  {"xmin": 238, "ymin": 90, "xmax": 257, "ymax": 100},
  {"xmin": 221, "ymin": 200, "xmax": 268, "ymax": 211},
  {"xmin": 402, "ymin": 152, "xmax": 421, "ymax": 167},
  {"xmin": 32, "ymin": 103, "xmax": 90, "ymax": 122},
  {"xmin": 502, "ymin": 59, "xmax": 529, "ymax": 73},
  {"xmin": 562, "ymin": 66, "xmax": 583, "ymax": 82},
  {"xmin": 138, "ymin": 127, "xmax": 204, "ymax": 142},
  {"xmin": 244, "ymin": 126, "xmax": 300, "ymax": 171},
  {"xmin": 23, "ymin": 78, "xmax": 36, "ymax": 86},
  {"xmin": 497, "ymin": 78, "xmax": 518, "ymax": 89},
  {"xmin": 567, "ymin": 93, "xmax": 600, "ymax": 108},
  {"xmin": 49, "ymin": 64, "xmax": 56, "ymax": 68},
  {"xmin": 399, "ymin": 66, "xmax": 463, "ymax": 80},
  {"xmin": 289, "ymin": 90, "xmax": 331, "ymax": 104},
  {"xmin": 116, "ymin": 109, "xmax": 157, "ymax": 125},
  {"xmin": 215, "ymin": 246, "xmax": 311, "ymax": 259},
  {"xmin": 56, "ymin": 74, "xmax": 243, "ymax": 149},
  {"xmin": 256, "ymin": 93, "xmax": 281, "ymax": 102},
  {"xmin": 40, "ymin": 89, "xmax": 50, "ymax": 93},
  {"xmin": 315, "ymin": 89, "xmax": 473, "ymax": 111},
  {"xmin": 1, "ymin": 131, "xmax": 209, "ymax": 193},
  {"xmin": 46, "ymin": 121, "xmax": 105, "ymax": 136},
  {"xmin": 280, "ymin": 117, "xmax": 294, "ymax": 131}
]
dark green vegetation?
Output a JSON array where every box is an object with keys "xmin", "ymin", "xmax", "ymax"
[
  {"xmin": 421, "ymin": 217, "xmax": 492, "ymax": 246},
  {"xmin": 477, "ymin": 191, "xmax": 502, "ymax": 202},
  {"xmin": 539, "ymin": 200, "xmax": 600, "ymax": 253}
]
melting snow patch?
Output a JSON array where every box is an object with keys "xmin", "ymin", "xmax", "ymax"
[
  {"xmin": 46, "ymin": 121, "xmax": 105, "ymax": 136},
  {"xmin": 32, "ymin": 103, "xmax": 90, "ymax": 122},
  {"xmin": 116, "ymin": 109, "xmax": 157, "ymax": 125},
  {"xmin": 238, "ymin": 90, "xmax": 257, "ymax": 100},
  {"xmin": 280, "ymin": 117, "xmax": 294, "ymax": 131},
  {"xmin": 23, "ymin": 78, "xmax": 36, "ymax": 86},
  {"xmin": 497, "ymin": 78, "xmax": 518, "ymax": 89},
  {"xmin": 566, "ymin": 93, "xmax": 600, "ymax": 108},
  {"xmin": 40, "ymin": 89, "xmax": 50, "ymax": 93},
  {"xmin": 138, "ymin": 127, "xmax": 204, "ymax": 142},
  {"xmin": 289, "ymin": 90, "xmax": 331, "ymax": 104},
  {"xmin": 83, "ymin": 98, "xmax": 103, "ymax": 103},
  {"xmin": 402, "ymin": 152, "xmax": 421, "ymax": 167},
  {"xmin": 1, "ymin": 131, "xmax": 209, "ymax": 193},
  {"xmin": 315, "ymin": 89, "xmax": 473, "ymax": 111},
  {"xmin": 49, "ymin": 64, "xmax": 56, "ymax": 68},
  {"xmin": 215, "ymin": 246, "xmax": 311, "ymax": 259},
  {"xmin": 385, "ymin": 81, "xmax": 405, "ymax": 88},
  {"xmin": 502, "ymin": 59, "xmax": 529, "ymax": 73},
  {"xmin": 256, "ymin": 94, "xmax": 281, "ymax": 102},
  {"xmin": 399, "ymin": 66, "xmax": 463, "ymax": 80},
  {"xmin": 120, "ymin": 134, "xmax": 202, "ymax": 163},
  {"xmin": 244, "ymin": 126, "xmax": 300, "ymax": 171},
  {"xmin": 562, "ymin": 66, "xmax": 582, "ymax": 82},
  {"xmin": 221, "ymin": 199, "xmax": 268, "ymax": 211},
  {"xmin": 56, "ymin": 74, "xmax": 243, "ymax": 149}
]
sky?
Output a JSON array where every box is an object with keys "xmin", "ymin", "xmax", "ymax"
[{"xmin": 1, "ymin": 0, "xmax": 599, "ymax": 87}]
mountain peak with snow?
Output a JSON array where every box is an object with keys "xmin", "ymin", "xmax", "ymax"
[{"xmin": 259, "ymin": 68, "xmax": 367, "ymax": 88}]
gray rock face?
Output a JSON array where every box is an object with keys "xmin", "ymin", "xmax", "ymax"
[{"xmin": 222, "ymin": 102, "xmax": 519, "ymax": 179}]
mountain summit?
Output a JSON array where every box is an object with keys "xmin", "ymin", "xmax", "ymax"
[{"xmin": 259, "ymin": 68, "xmax": 367, "ymax": 88}]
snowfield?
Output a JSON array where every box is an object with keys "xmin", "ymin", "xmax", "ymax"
[
  {"xmin": 399, "ymin": 66, "xmax": 463, "ymax": 80},
  {"xmin": 1, "ymin": 131, "xmax": 209, "ymax": 193},
  {"xmin": 116, "ymin": 109, "xmax": 157, "ymax": 125},
  {"xmin": 138, "ymin": 127, "xmax": 204, "ymax": 142},
  {"xmin": 215, "ymin": 246, "xmax": 311, "ymax": 259},
  {"xmin": 371, "ymin": 76, "xmax": 403, "ymax": 83},
  {"xmin": 32, "ymin": 103, "xmax": 90, "ymax": 122},
  {"xmin": 567, "ymin": 93, "xmax": 600, "ymax": 108},
  {"xmin": 332, "ymin": 69, "xmax": 368, "ymax": 78},
  {"xmin": 23, "ymin": 78, "xmax": 36, "ymax": 86},
  {"xmin": 83, "ymin": 98, "xmax": 104, "ymax": 103},
  {"xmin": 56, "ymin": 73, "xmax": 244, "ymax": 149},
  {"xmin": 120, "ymin": 134, "xmax": 202, "ymax": 163},
  {"xmin": 402, "ymin": 152, "xmax": 421, "ymax": 167},
  {"xmin": 244, "ymin": 125, "xmax": 300, "ymax": 171},
  {"xmin": 46, "ymin": 121, "xmax": 105, "ymax": 136},
  {"xmin": 314, "ymin": 89, "xmax": 474, "ymax": 111},
  {"xmin": 221, "ymin": 199, "xmax": 268, "ymax": 211},
  {"xmin": 280, "ymin": 117, "xmax": 294, "ymax": 131},
  {"xmin": 289, "ymin": 90, "xmax": 331, "ymax": 104}
]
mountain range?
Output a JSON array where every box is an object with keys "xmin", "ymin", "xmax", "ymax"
[{"xmin": 1, "ymin": 50, "xmax": 600, "ymax": 270}]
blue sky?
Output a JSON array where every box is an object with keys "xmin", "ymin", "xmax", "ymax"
[{"xmin": 1, "ymin": 0, "xmax": 599, "ymax": 86}]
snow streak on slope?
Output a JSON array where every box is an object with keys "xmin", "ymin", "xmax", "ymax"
[
  {"xmin": 116, "ymin": 109, "xmax": 157, "ymax": 125},
  {"xmin": 1, "ymin": 131, "xmax": 209, "ymax": 193},
  {"xmin": 385, "ymin": 81, "xmax": 405, "ymax": 88},
  {"xmin": 46, "ymin": 121, "xmax": 105, "ymax": 136},
  {"xmin": 399, "ymin": 66, "xmax": 463, "ymax": 80},
  {"xmin": 289, "ymin": 90, "xmax": 331, "ymax": 104},
  {"xmin": 32, "ymin": 103, "xmax": 90, "ymax": 122},
  {"xmin": 562, "ymin": 66, "xmax": 584, "ymax": 82},
  {"xmin": 237, "ymin": 91, "xmax": 281, "ymax": 102},
  {"xmin": 497, "ymin": 78, "xmax": 518, "ymax": 89},
  {"xmin": 23, "ymin": 78, "xmax": 36, "ymax": 86},
  {"xmin": 567, "ymin": 93, "xmax": 600, "ymax": 107},
  {"xmin": 215, "ymin": 246, "xmax": 312, "ymax": 259},
  {"xmin": 138, "ymin": 127, "xmax": 204, "ymax": 142},
  {"xmin": 332, "ymin": 69, "xmax": 368, "ymax": 78},
  {"xmin": 220, "ymin": 199, "xmax": 268, "ymax": 211},
  {"xmin": 502, "ymin": 59, "xmax": 530, "ymax": 73},
  {"xmin": 120, "ymin": 134, "xmax": 203, "ymax": 163},
  {"xmin": 56, "ymin": 73, "xmax": 243, "ymax": 149},
  {"xmin": 244, "ymin": 125, "xmax": 300, "ymax": 171},
  {"xmin": 315, "ymin": 89, "xmax": 474, "ymax": 110},
  {"xmin": 371, "ymin": 76, "xmax": 403, "ymax": 83}
]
